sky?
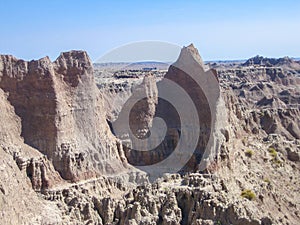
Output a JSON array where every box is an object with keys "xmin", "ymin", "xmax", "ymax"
[{"xmin": 0, "ymin": 0, "xmax": 299, "ymax": 62}]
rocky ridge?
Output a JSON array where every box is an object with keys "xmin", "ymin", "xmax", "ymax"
[
  {"xmin": 243, "ymin": 55, "xmax": 300, "ymax": 71},
  {"xmin": 0, "ymin": 51, "xmax": 136, "ymax": 185},
  {"xmin": 0, "ymin": 45, "xmax": 299, "ymax": 224}
]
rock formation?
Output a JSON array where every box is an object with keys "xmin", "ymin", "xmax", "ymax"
[
  {"xmin": 0, "ymin": 51, "xmax": 132, "ymax": 185},
  {"xmin": 0, "ymin": 89, "xmax": 62, "ymax": 224},
  {"xmin": 111, "ymin": 44, "xmax": 226, "ymax": 181},
  {"xmin": 0, "ymin": 44, "xmax": 299, "ymax": 224},
  {"xmin": 0, "ymin": 87, "xmax": 62, "ymax": 190},
  {"xmin": 243, "ymin": 55, "xmax": 300, "ymax": 70},
  {"xmin": 0, "ymin": 146, "xmax": 62, "ymax": 225}
]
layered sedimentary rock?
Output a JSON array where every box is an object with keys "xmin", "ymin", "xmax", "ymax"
[
  {"xmin": 0, "ymin": 146, "xmax": 62, "ymax": 225},
  {"xmin": 218, "ymin": 64, "xmax": 300, "ymax": 141},
  {"xmin": 243, "ymin": 55, "xmax": 300, "ymax": 70},
  {"xmin": 113, "ymin": 44, "xmax": 226, "ymax": 176},
  {"xmin": 1, "ymin": 44, "xmax": 300, "ymax": 224},
  {"xmin": 161, "ymin": 44, "xmax": 226, "ymax": 172},
  {"xmin": 0, "ymin": 51, "xmax": 129, "ymax": 183},
  {"xmin": 91, "ymin": 46, "xmax": 300, "ymax": 225},
  {"xmin": 0, "ymin": 88, "xmax": 62, "ymax": 190},
  {"xmin": 0, "ymin": 88, "xmax": 61, "ymax": 223}
]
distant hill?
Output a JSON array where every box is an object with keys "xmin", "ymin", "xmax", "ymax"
[
  {"xmin": 205, "ymin": 59, "xmax": 246, "ymax": 64},
  {"xmin": 123, "ymin": 61, "xmax": 170, "ymax": 70},
  {"xmin": 94, "ymin": 56, "xmax": 300, "ymax": 71},
  {"xmin": 243, "ymin": 55, "xmax": 300, "ymax": 70},
  {"xmin": 94, "ymin": 61, "xmax": 170, "ymax": 71}
]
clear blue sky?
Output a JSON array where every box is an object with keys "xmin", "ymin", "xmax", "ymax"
[{"xmin": 0, "ymin": 0, "xmax": 299, "ymax": 61}]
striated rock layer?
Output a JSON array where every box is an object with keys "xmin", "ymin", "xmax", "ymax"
[
  {"xmin": 0, "ymin": 44, "xmax": 299, "ymax": 224},
  {"xmin": 0, "ymin": 88, "xmax": 62, "ymax": 190},
  {"xmin": 0, "ymin": 51, "xmax": 130, "ymax": 183},
  {"xmin": 0, "ymin": 89, "xmax": 61, "ymax": 224},
  {"xmin": 115, "ymin": 44, "xmax": 226, "ymax": 176}
]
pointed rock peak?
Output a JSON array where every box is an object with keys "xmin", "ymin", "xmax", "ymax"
[
  {"xmin": 186, "ymin": 43, "xmax": 199, "ymax": 56},
  {"xmin": 174, "ymin": 43, "xmax": 206, "ymax": 71},
  {"xmin": 186, "ymin": 43, "xmax": 205, "ymax": 66}
]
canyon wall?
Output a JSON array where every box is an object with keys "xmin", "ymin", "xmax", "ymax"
[{"xmin": 0, "ymin": 51, "xmax": 130, "ymax": 185}]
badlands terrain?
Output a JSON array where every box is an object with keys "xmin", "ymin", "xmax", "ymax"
[{"xmin": 0, "ymin": 44, "xmax": 299, "ymax": 225}]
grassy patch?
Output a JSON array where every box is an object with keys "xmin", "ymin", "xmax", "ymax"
[
  {"xmin": 241, "ymin": 189, "xmax": 256, "ymax": 200},
  {"xmin": 268, "ymin": 147, "xmax": 283, "ymax": 166}
]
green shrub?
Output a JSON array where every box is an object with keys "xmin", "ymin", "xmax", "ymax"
[
  {"xmin": 263, "ymin": 178, "xmax": 270, "ymax": 184},
  {"xmin": 268, "ymin": 147, "xmax": 283, "ymax": 166},
  {"xmin": 241, "ymin": 189, "xmax": 256, "ymax": 200},
  {"xmin": 268, "ymin": 147, "xmax": 277, "ymax": 158},
  {"xmin": 245, "ymin": 149, "xmax": 254, "ymax": 158}
]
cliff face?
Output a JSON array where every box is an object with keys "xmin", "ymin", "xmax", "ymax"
[
  {"xmin": 114, "ymin": 44, "xmax": 226, "ymax": 178},
  {"xmin": 218, "ymin": 66, "xmax": 300, "ymax": 140},
  {"xmin": 0, "ymin": 45, "xmax": 299, "ymax": 225},
  {"xmin": 92, "ymin": 45, "xmax": 300, "ymax": 225},
  {"xmin": 0, "ymin": 87, "xmax": 62, "ymax": 191},
  {"xmin": 0, "ymin": 51, "xmax": 129, "ymax": 184},
  {"xmin": 0, "ymin": 89, "xmax": 61, "ymax": 224},
  {"xmin": 160, "ymin": 44, "xmax": 226, "ymax": 172}
]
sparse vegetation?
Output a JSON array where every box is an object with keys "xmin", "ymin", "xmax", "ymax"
[
  {"xmin": 245, "ymin": 149, "xmax": 254, "ymax": 158},
  {"xmin": 268, "ymin": 147, "xmax": 283, "ymax": 166},
  {"xmin": 268, "ymin": 147, "xmax": 277, "ymax": 158},
  {"xmin": 241, "ymin": 189, "xmax": 256, "ymax": 200},
  {"xmin": 263, "ymin": 178, "xmax": 270, "ymax": 184}
]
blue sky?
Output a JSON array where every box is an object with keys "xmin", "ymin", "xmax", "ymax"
[{"xmin": 0, "ymin": 0, "xmax": 299, "ymax": 61}]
